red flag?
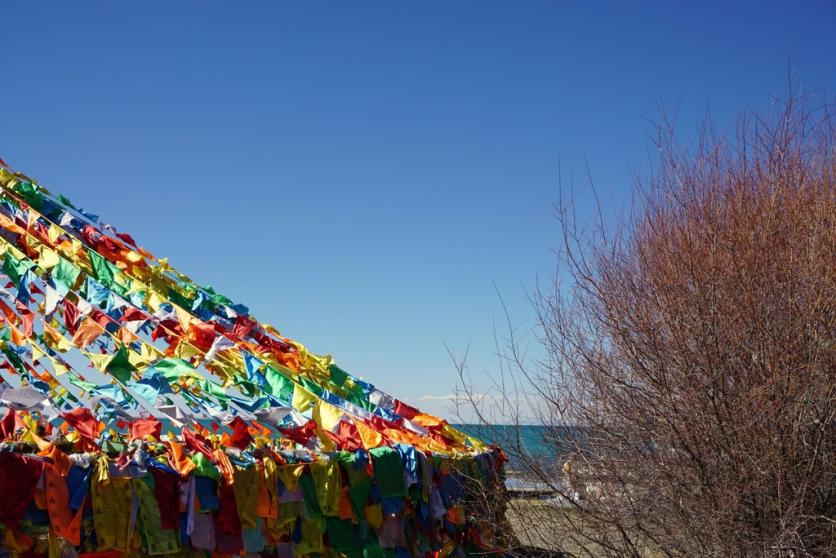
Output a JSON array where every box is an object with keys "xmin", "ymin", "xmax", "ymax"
[
  {"xmin": 61, "ymin": 408, "xmax": 99, "ymax": 440},
  {"xmin": 129, "ymin": 417, "xmax": 162, "ymax": 441},
  {"xmin": 227, "ymin": 417, "xmax": 253, "ymax": 450},
  {"xmin": 115, "ymin": 232, "xmax": 138, "ymax": 247},
  {"xmin": 63, "ymin": 299, "xmax": 80, "ymax": 335},
  {"xmin": 0, "ymin": 407, "xmax": 21, "ymax": 439},
  {"xmin": 278, "ymin": 420, "xmax": 318, "ymax": 445},
  {"xmin": 393, "ymin": 399, "xmax": 419, "ymax": 420},
  {"xmin": 182, "ymin": 428, "xmax": 215, "ymax": 460},
  {"xmin": 324, "ymin": 420, "xmax": 364, "ymax": 452}
]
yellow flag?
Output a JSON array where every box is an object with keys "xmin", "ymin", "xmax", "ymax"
[
  {"xmin": 31, "ymin": 343, "xmax": 46, "ymax": 363},
  {"xmin": 146, "ymin": 290, "xmax": 164, "ymax": 312},
  {"xmin": 128, "ymin": 345, "xmax": 153, "ymax": 371},
  {"xmin": 173, "ymin": 305, "xmax": 192, "ymax": 331},
  {"xmin": 312, "ymin": 400, "xmax": 343, "ymax": 432},
  {"xmin": 291, "ymin": 386, "xmax": 316, "ymax": 413},
  {"xmin": 84, "ymin": 351, "xmax": 112, "ymax": 372},
  {"xmin": 139, "ymin": 342, "xmax": 159, "ymax": 362},
  {"xmin": 0, "ymin": 168, "xmax": 15, "ymax": 187},
  {"xmin": 38, "ymin": 246, "xmax": 60, "ymax": 269},
  {"xmin": 42, "ymin": 323, "xmax": 73, "ymax": 353},
  {"xmin": 441, "ymin": 423, "xmax": 468, "ymax": 446},
  {"xmin": 354, "ymin": 419, "xmax": 383, "ymax": 450},
  {"xmin": 47, "ymin": 224, "xmax": 62, "ymax": 244},
  {"xmin": 20, "ymin": 415, "xmax": 51, "ymax": 451},
  {"xmin": 276, "ymin": 464, "xmax": 306, "ymax": 492},
  {"xmin": 174, "ymin": 341, "xmax": 202, "ymax": 362},
  {"xmin": 70, "ymin": 239, "xmax": 84, "ymax": 261},
  {"xmin": 312, "ymin": 401, "xmax": 341, "ymax": 451},
  {"xmin": 47, "ymin": 354, "xmax": 70, "ymax": 376},
  {"xmin": 467, "ymin": 436, "xmax": 488, "ymax": 452}
]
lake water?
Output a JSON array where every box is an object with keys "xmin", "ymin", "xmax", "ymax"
[{"xmin": 453, "ymin": 423, "xmax": 588, "ymax": 473}]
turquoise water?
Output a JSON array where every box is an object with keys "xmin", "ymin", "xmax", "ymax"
[{"xmin": 454, "ymin": 424, "xmax": 588, "ymax": 471}]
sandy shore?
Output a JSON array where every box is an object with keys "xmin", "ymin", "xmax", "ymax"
[{"xmin": 505, "ymin": 498, "xmax": 662, "ymax": 557}]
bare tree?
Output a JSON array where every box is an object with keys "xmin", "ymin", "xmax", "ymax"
[{"xmin": 456, "ymin": 90, "xmax": 835, "ymax": 557}]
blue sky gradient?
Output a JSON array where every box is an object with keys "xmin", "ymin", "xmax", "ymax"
[{"xmin": 1, "ymin": 1, "xmax": 833, "ymax": 419}]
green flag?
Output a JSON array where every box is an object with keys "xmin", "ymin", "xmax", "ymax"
[
  {"xmin": 88, "ymin": 250, "xmax": 115, "ymax": 288},
  {"xmin": 2, "ymin": 252, "xmax": 30, "ymax": 287},
  {"xmin": 105, "ymin": 344, "xmax": 136, "ymax": 383},
  {"xmin": 53, "ymin": 257, "xmax": 81, "ymax": 294}
]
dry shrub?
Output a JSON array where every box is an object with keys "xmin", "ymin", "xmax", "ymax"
[{"xmin": 460, "ymin": 91, "xmax": 835, "ymax": 557}]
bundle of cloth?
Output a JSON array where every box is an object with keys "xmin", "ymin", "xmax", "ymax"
[
  {"xmin": 0, "ymin": 160, "xmax": 508, "ymax": 558},
  {"xmin": 0, "ymin": 435, "xmax": 507, "ymax": 558}
]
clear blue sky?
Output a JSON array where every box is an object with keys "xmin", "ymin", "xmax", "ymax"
[{"xmin": 1, "ymin": 1, "xmax": 833, "ymax": 420}]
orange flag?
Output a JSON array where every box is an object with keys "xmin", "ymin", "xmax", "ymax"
[{"xmin": 71, "ymin": 317, "xmax": 105, "ymax": 348}]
